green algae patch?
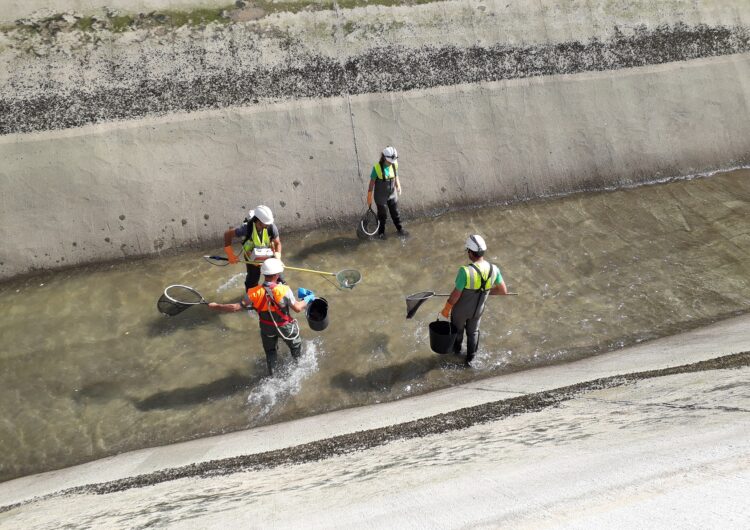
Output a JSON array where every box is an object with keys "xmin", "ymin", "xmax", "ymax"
[{"xmin": 160, "ymin": 7, "xmax": 232, "ymax": 27}]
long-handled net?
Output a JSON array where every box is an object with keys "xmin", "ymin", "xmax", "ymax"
[
  {"xmin": 203, "ymin": 255, "xmax": 362, "ymax": 290},
  {"xmin": 157, "ymin": 285, "xmax": 209, "ymax": 316},
  {"xmin": 406, "ymin": 290, "xmax": 518, "ymax": 318}
]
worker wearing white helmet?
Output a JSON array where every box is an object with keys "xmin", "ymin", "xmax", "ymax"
[
  {"xmin": 208, "ymin": 258, "xmax": 316, "ymax": 376},
  {"xmin": 366, "ymin": 145, "xmax": 408, "ymax": 239},
  {"xmin": 223, "ymin": 204, "xmax": 283, "ymax": 289},
  {"xmin": 439, "ymin": 234, "xmax": 510, "ymax": 366}
]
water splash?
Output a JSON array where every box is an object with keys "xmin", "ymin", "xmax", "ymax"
[{"xmin": 246, "ymin": 337, "xmax": 322, "ymax": 419}]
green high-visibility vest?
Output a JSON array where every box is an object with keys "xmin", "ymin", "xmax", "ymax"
[
  {"xmin": 373, "ymin": 161, "xmax": 398, "ymax": 180},
  {"xmin": 462, "ymin": 261, "xmax": 497, "ymax": 291}
]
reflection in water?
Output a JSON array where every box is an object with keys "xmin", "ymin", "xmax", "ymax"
[{"xmin": 1, "ymin": 170, "xmax": 749, "ymax": 481}]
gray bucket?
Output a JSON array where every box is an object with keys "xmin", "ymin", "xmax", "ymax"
[
  {"xmin": 306, "ymin": 297, "xmax": 329, "ymax": 331},
  {"xmin": 428, "ymin": 320, "xmax": 457, "ymax": 354}
]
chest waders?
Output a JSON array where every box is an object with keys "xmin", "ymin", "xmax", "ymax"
[
  {"xmin": 373, "ymin": 162, "xmax": 402, "ymax": 234},
  {"xmin": 452, "ymin": 262, "xmax": 494, "ymax": 361}
]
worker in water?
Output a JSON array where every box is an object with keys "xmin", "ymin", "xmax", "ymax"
[
  {"xmin": 440, "ymin": 234, "xmax": 509, "ymax": 366},
  {"xmin": 366, "ymin": 145, "xmax": 408, "ymax": 239},
  {"xmin": 223, "ymin": 205, "xmax": 282, "ymax": 289},
  {"xmin": 208, "ymin": 258, "xmax": 316, "ymax": 376}
]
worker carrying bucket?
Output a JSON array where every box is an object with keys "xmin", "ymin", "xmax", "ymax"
[
  {"xmin": 406, "ymin": 235, "xmax": 516, "ymax": 364},
  {"xmin": 439, "ymin": 235, "xmax": 512, "ymax": 365}
]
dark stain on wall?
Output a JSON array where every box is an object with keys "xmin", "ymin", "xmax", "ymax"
[{"xmin": 1, "ymin": 24, "xmax": 748, "ymax": 135}]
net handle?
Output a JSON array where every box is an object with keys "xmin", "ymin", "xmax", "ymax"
[{"xmin": 204, "ymin": 255, "xmax": 338, "ymax": 277}]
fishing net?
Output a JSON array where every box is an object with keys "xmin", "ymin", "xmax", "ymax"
[
  {"xmin": 356, "ymin": 207, "xmax": 380, "ymax": 239},
  {"xmin": 405, "ymin": 291, "xmax": 436, "ymax": 319},
  {"xmin": 335, "ymin": 269, "xmax": 362, "ymax": 289},
  {"xmin": 157, "ymin": 285, "xmax": 207, "ymax": 316}
]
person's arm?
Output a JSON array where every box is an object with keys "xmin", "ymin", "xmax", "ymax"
[
  {"xmin": 223, "ymin": 228, "xmax": 239, "ymax": 264},
  {"xmin": 395, "ymin": 175, "xmax": 401, "ymax": 195},
  {"xmin": 367, "ymin": 179, "xmax": 375, "ymax": 206},
  {"xmin": 208, "ymin": 302, "xmax": 242, "ymax": 313},
  {"xmin": 286, "ymin": 290, "xmax": 309, "ymax": 313},
  {"xmin": 440, "ymin": 288, "xmax": 461, "ymax": 318},
  {"xmin": 490, "ymin": 266, "xmax": 508, "ymax": 295},
  {"xmin": 290, "ymin": 299, "xmax": 308, "ymax": 313},
  {"xmin": 271, "ymin": 237, "xmax": 282, "ymax": 259},
  {"xmin": 490, "ymin": 281, "xmax": 508, "ymax": 295}
]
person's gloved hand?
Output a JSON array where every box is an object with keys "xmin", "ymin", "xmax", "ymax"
[
  {"xmin": 273, "ymin": 251, "xmax": 281, "ymax": 260},
  {"xmin": 440, "ymin": 301, "xmax": 453, "ymax": 319},
  {"xmin": 298, "ymin": 287, "xmax": 316, "ymax": 304},
  {"xmin": 224, "ymin": 246, "xmax": 239, "ymax": 264}
]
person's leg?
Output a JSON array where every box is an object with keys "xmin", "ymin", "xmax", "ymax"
[
  {"xmin": 387, "ymin": 197, "xmax": 403, "ymax": 232},
  {"xmin": 279, "ymin": 322, "xmax": 303, "ymax": 362},
  {"xmin": 245, "ymin": 265, "xmax": 261, "ymax": 290},
  {"xmin": 451, "ymin": 316, "xmax": 466, "ymax": 355},
  {"xmin": 465, "ymin": 316, "xmax": 482, "ymax": 365},
  {"xmin": 260, "ymin": 330, "xmax": 279, "ymax": 375},
  {"xmin": 375, "ymin": 203, "xmax": 388, "ymax": 236}
]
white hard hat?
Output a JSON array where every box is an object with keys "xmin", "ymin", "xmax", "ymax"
[
  {"xmin": 260, "ymin": 257, "xmax": 284, "ymax": 276},
  {"xmin": 254, "ymin": 205, "xmax": 274, "ymax": 225},
  {"xmin": 382, "ymin": 146, "xmax": 398, "ymax": 163},
  {"xmin": 465, "ymin": 234, "xmax": 487, "ymax": 253}
]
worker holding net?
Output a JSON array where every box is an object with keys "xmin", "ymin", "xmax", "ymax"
[{"xmin": 207, "ymin": 258, "xmax": 316, "ymax": 376}]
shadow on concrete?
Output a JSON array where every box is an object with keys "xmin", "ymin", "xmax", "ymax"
[{"xmin": 131, "ymin": 372, "xmax": 258, "ymax": 411}]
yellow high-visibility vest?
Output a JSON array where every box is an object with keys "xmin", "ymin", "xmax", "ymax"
[
  {"xmin": 373, "ymin": 161, "xmax": 398, "ymax": 180},
  {"xmin": 243, "ymin": 222, "xmax": 271, "ymax": 255},
  {"xmin": 462, "ymin": 261, "xmax": 497, "ymax": 291}
]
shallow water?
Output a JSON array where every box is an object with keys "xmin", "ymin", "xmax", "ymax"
[{"xmin": 1, "ymin": 169, "xmax": 749, "ymax": 481}]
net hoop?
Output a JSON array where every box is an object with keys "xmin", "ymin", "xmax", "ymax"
[
  {"xmin": 356, "ymin": 208, "xmax": 380, "ymax": 239},
  {"xmin": 163, "ymin": 285, "xmax": 207, "ymax": 305},
  {"xmin": 335, "ymin": 269, "xmax": 362, "ymax": 289}
]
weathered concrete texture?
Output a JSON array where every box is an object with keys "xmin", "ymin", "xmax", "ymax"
[
  {"xmin": 2, "ymin": 53, "xmax": 750, "ymax": 279},
  {"xmin": 2, "ymin": 15, "xmax": 750, "ymax": 133},
  {"xmin": 2, "ymin": 0, "xmax": 750, "ymax": 278}
]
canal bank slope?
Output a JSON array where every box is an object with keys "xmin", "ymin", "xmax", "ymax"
[
  {"xmin": 1, "ymin": 313, "xmax": 749, "ymax": 526},
  {"xmin": 2, "ymin": 0, "xmax": 750, "ymax": 279}
]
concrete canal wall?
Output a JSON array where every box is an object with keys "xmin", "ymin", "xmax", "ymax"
[{"xmin": 1, "ymin": 0, "xmax": 749, "ymax": 279}]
